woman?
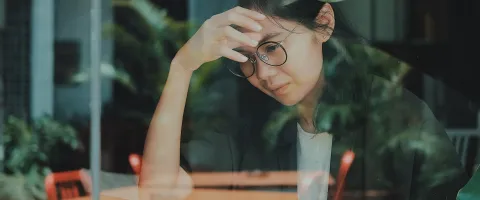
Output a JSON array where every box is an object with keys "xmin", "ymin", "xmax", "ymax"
[{"xmin": 139, "ymin": 0, "xmax": 469, "ymax": 199}]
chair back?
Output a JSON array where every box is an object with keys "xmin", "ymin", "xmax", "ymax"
[
  {"xmin": 45, "ymin": 169, "xmax": 92, "ymax": 200},
  {"xmin": 129, "ymin": 153, "xmax": 142, "ymax": 175}
]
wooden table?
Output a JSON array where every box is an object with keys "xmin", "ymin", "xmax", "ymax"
[
  {"xmin": 70, "ymin": 187, "xmax": 393, "ymax": 200},
  {"xmin": 68, "ymin": 171, "xmax": 307, "ymax": 200},
  {"xmin": 67, "ymin": 171, "xmax": 391, "ymax": 199},
  {"xmin": 69, "ymin": 187, "xmax": 297, "ymax": 200}
]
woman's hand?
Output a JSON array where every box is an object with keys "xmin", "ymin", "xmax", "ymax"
[{"xmin": 175, "ymin": 6, "xmax": 265, "ymax": 71}]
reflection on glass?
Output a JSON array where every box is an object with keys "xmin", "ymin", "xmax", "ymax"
[{"xmin": 1, "ymin": 0, "xmax": 478, "ymax": 200}]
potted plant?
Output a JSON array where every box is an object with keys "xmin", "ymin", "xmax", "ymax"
[{"xmin": 1, "ymin": 116, "xmax": 81, "ymax": 200}]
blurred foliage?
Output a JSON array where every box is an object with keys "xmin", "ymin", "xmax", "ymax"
[
  {"xmin": 62, "ymin": 0, "xmax": 228, "ymax": 172},
  {"xmin": 72, "ymin": 0, "xmax": 230, "ymax": 151},
  {"xmin": 106, "ymin": 0, "xmax": 190, "ymax": 97},
  {"xmin": 68, "ymin": 0, "xmax": 195, "ymax": 97},
  {"xmin": 260, "ymin": 37, "xmax": 466, "ymax": 197},
  {"xmin": 262, "ymin": 39, "xmax": 410, "ymax": 150},
  {"xmin": 457, "ymin": 167, "xmax": 480, "ymax": 200},
  {"xmin": 0, "ymin": 174, "xmax": 31, "ymax": 200},
  {"xmin": 1, "ymin": 116, "xmax": 81, "ymax": 200},
  {"xmin": 101, "ymin": 0, "xmax": 224, "ymax": 126}
]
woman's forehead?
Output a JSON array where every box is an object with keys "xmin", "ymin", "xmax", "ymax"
[{"xmin": 236, "ymin": 16, "xmax": 299, "ymax": 33}]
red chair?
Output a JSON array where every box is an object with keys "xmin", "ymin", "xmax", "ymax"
[
  {"xmin": 45, "ymin": 169, "xmax": 92, "ymax": 200},
  {"xmin": 129, "ymin": 153, "xmax": 142, "ymax": 175}
]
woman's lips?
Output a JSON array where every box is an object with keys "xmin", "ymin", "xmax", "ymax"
[{"xmin": 273, "ymin": 84, "xmax": 290, "ymax": 95}]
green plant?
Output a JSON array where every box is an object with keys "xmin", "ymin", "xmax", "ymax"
[
  {"xmin": 262, "ymin": 40, "xmax": 411, "ymax": 148},
  {"xmin": 0, "ymin": 173, "xmax": 31, "ymax": 200},
  {"xmin": 61, "ymin": 0, "xmax": 229, "ymax": 171},
  {"xmin": 1, "ymin": 116, "xmax": 81, "ymax": 200},
  {"xmin": 259, "ymin": 38, "xmax": 466, "ymax": 197},
  {"xmin": 101, "ymin": 0, "xmax": 226, "ymax": 132},
  {"xmin": 69, "ymin": 0, "xmax": 195, "ymax": 97},
  {"xmin": 457, "ymin": 167, "xmax": 480, "ymax": 200}
]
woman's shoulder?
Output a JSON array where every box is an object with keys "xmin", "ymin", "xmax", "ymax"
[{"xmin": 367, "ymin": 74, "xmax": 439, "ymax": 125}]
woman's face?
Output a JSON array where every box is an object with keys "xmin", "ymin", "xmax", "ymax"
[{"xmin": 237, "ymin": 6, "xmax": 334, "ymax": 106}]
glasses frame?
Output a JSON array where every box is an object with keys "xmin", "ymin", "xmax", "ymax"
[
  {"xmin": 255, "ymin": 41, "xmax": 289, "ymax": 67},
  {"xmin": 230, "ymin": 25, "xmax": 299, "ymax": 78}
]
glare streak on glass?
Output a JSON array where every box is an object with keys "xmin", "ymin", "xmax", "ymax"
[{"xmin": 90, "ymin": 0, "xmax": 102, "ymax": 199}]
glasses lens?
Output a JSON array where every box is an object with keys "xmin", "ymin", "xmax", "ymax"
[
  {"xmin": 226, "ymin": 56, "xmax": 255, "ymax": 78},
  {"xmin": 256, "ymin": 42, "xmax": 287, "ymax": 66}
]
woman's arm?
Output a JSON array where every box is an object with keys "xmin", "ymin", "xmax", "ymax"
[
  {"xmin": 139, "ymin": 58, "xmax": 196, "ymax": 188},
  {"xmin": 138, "ymin": 6, "xmax": 265, "ymax": 195}
]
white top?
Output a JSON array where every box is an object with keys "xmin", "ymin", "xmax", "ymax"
[{"xmin": 297, "ymin": 123, "xmax": 333, "ymax": 200}]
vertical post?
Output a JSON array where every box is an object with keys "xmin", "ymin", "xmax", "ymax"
[
  {"xmin": 0, "ymin": 0, "xmax": 4, "ymax": 29},
  {"xmin": 90, "ymin": 0, "xmax": 102, "ymax": 199},
  {"xmin": 30, "ymin": 0, "xmax": 54, "ymax": 119},
  {"xmin": 477, "ymin": 110, "xmax": 480, "ymax": 131},
  {"xmin": 0, "ymin": 78, "xmax": 3, "ymax": 172},
  {"xmin": 0, "ymin": 0, "xmax": 4, "ymax": 172}
]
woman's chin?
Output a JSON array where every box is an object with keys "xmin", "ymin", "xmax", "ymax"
[{"xmin": 274, "ymin": 95, "xmax": 302, "ymax": 106}]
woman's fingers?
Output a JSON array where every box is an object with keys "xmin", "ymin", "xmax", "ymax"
[
  {"xmin": 219, "ymin": 45, "xmax": 249, "ymax": 63},
  {"xmin": 216, "ymin": 26, "xmax": 258, "ymax": 47},
  {"xmin": 184, "ymin": 6, "xmax": 265, "ymax": 65},
  {"xmin": 226, "ymin": 32, "xmax": 263, "ymax": 49},
  {"xmin": 212, "ymin": 6, "xmax": 266, "ymax": 28},
  {"xmin": 231, "ymin": 6, "xmax": 266, "ymax": 21},
  {"xmin": 225, "ymin": 11, "xmax": 264, "ymax": 32}
]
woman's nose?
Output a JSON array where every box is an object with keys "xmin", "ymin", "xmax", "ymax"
[{"xmin": 255, "ymin": 59, "xmax": 278, "ymax": 80}]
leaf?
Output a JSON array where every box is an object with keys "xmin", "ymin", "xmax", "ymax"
[
  {"xmin": 130, "ymin": 0, "xmax": 169, "ymax": 30},
  {"xmin": 2, "ymin": 115, "xmax": 80, "ymax": 199},
  {"xmin": 0, "ymin": 173, "xmax": 31, "ymax": 200},
  {"xmin": 457, "ymin": 167, "xmax": 480, "ymax": 200},
  {"xmin": 71, "ymin": 63, "xmax": 137, "ymax": 93}
]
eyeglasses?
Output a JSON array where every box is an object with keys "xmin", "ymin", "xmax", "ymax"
[{"xmin": 227, "ymin": 25, "xmax": 299, "ymax": 78}]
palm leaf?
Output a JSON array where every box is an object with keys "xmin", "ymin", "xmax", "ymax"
[{"xmin": 457, "ymin": 167, "xmax": 480, "ymax": 200}]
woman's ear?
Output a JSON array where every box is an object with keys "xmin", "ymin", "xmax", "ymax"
[{"xmin": 315, "ymin": 3, "xmax": 335, "ymax": 42}]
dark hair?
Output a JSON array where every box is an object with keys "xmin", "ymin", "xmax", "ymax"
[
  {"xmin": 238, "ymin": 0, "xmax": 363, "ymax": 42},
  {"xmin": 234, "ymin": 0, "xmax": 371, "ymax": 148}
]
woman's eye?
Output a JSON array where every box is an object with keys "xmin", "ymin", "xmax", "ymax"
[{"xmin": 266, "ymin": 44, "xmax": 279, "ymax": 53}]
